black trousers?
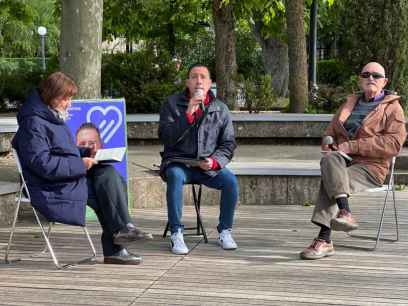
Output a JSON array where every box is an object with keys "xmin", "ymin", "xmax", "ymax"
[{"xmin": 86, "ymin": 164, "xmax": 132, "ymax": 256}]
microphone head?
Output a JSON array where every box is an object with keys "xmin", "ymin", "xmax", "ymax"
[
  {"xmin": 322, "ymin": 135, "xmax": 334, "ymax": 145},
  {"xmin": 194, "ymin": 88, "xmax": 204, "ymax": 99}
]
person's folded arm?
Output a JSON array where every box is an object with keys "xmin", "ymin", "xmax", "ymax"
[
  {"xmin": 17, "ymin": 119, "xmax": 87, "ymax": 181},
  {"xmin": 348, "ymin": 104, "xmax": 407, "ymax": 158}
]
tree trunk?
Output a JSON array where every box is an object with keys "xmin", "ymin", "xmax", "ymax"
[
  {"xmin": 252, "ymin": 20, "xmax": 289, "ymax": 97},
  {"xmin": 212, "ymin": 0, "xmax": 237, "ymax": 109},
  {"xmin": 286, "ymin": 0, "xmax": 308, "ymax": 113},
  {"xmin": 60, "ymin": 0, "xmax": 103, "ymax": 99}
]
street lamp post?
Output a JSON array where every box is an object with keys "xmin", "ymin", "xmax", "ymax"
[
  {"xmin": 308, "ymin": 0, "xmax": 318, "ymax": 102},
  {"xmin": 37, "ymin": 26, "xmax": 47, "ymax": 72}
]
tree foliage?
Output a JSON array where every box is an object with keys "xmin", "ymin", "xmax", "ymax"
[
  {"xmin": 0, "ymin": 0, "xmax": 59, "ymax": 57},
  {"xmin": 103, "ymin": 0, "xmax": 211, "ymax": 56},
  {"xmin": 338, "ymin": 0, "xmax": 408, "ymax": 98}
]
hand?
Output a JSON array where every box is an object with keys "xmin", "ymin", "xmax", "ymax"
[
  {"xmin": 198, "ymin": 158, "xmax": 212, "ymax": 171},
  {"xmin": 186, "ymin": 90, "xmax": 204, "ymax": 114},
  {"xmin": 321, "ymin": 144, "xmax": 331, "ymax": 152},
  {"xmin": 338, "ymin": 141, "xmax": 352, "ymax": 154},
  {"xmin": 321, "ymin": 144, "xmax": 338, "ymax": 152},
  {"xmin": 82, "ymin": 157, "xmax": 98, "ymax": 170}
]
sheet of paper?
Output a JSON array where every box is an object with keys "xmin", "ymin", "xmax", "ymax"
[{"xmin": 94, "ymin": 147, "xmax": 126, "ymax": 162}]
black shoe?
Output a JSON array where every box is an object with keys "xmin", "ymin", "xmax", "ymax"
[
  {"xmin": 113, "ymin": 227, "xmax": 154, "ymax": 245},
  {"xmin": 104, "ymin": 248, "xmax": 142, "ymax": 265}
]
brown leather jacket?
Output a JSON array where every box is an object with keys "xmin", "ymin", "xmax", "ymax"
[{"xmin": 323, "ymin": 93, "xmax": 407, "ymax": 184}]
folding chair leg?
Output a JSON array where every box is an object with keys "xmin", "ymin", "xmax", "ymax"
[
  {"xmin": 373, "ymin": 194, "xmax": 388, "ymax": 250},
  {"xmin": 193, "ymin": 185, "xmax": 202, "ymax": 236},
  {"xmin": 192, "ymin": 185, "xmax": 208, "ymax": 243},
  {"xmin": 32, "ymin": 207, "xmax": 61, "ymax": 269},
  {"xmin": 163, "ymin": 184, "xmax": 208, "ymax": 243},
  {"xmin": 373, "ymin": 182, "xmax": 399, "ymax": 250},
  {"xmin": 163, "ymin": 222, "xmax": 169, "ymax": 238},
  {"xmin": 392, "ymin": 185, "xmax": 399, "ymax": 241},
  {"xmin": 83, "ymin": 227, "xmax": 97, "ymax": 258},
  {"xmin": 4, "ymin": 197, "xmax": 21, "ymax": 263},
  {"xmin": 37, "ymin": 222, "xmax": 53, "ymax": 255}
]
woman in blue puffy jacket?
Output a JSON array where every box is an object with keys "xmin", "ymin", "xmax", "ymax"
[{"xmin": 12, "ymin": 72, "xmax": 152, "ymax": 265}]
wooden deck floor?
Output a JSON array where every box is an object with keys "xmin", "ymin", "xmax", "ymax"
[{"xmin": 1, "ymin": 191, "xmax": 408, "ymax": 306}]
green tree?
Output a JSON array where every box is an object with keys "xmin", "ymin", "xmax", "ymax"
[
  {"xmin": 338, "ymin": 0, "xmax": 408, "ymax": 99},
  {"xmin": 0, "ymin": 0, "xmax": 59, "ymax": 57},
  {"xmin": 103, "ymin": 0, "xmax": 211, "ymax": 56}
]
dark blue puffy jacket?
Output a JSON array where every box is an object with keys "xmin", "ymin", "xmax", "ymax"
[{"xmin": 12, "ymin": 90, "xmax": 88, "ymax": 226}]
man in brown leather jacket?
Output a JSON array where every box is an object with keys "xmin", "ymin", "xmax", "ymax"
[{"xmin": 300, "ymin": 62, "xmax": 407, "ymax": 260}]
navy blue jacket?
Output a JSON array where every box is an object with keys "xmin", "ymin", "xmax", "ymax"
[
  {"xmin": 159, "ymin": 90, "xmax": 236, "ymax": 178},
  {"xmin": 12, "ymin": 90, "xmax": 88, "ymax": 226}
]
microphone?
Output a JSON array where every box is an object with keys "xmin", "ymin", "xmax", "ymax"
[
  {"xmin": 322, "ymin": 135, "xmax": 352, "ymax": 161},
  {"xmin": 194, "ymin": 88, "xmax": 205, "ymax": 111},
  {"xmin": 322, "ymin": 135, "xmax": 335, "ymax": 150}
]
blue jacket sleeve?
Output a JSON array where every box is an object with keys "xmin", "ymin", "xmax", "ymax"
[{"xmin": 16, "ymin": 118, "xmax": 87, "ymax": 181}]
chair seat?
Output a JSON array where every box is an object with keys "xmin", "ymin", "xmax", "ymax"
[
  {"xmin": 366, "ymin": 185, "xmax": 390, "ymax": 192},
  {"xmin": 15, "ymin": 196, "xmax": 30, "ymax": 203}
]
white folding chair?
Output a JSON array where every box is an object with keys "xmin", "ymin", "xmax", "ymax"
[
  {"xmin": 5, "ymin": 149, "xmax": 97, "ymax": 269},
  {"xmin": 350, "ymin": 156, "xmax": 399, "ymax": 250}
]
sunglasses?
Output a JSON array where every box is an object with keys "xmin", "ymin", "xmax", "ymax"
[{"xmin": 360, "ymin": 71, "xmax": 385, "ymax": 79}]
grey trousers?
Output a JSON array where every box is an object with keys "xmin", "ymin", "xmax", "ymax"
[{"xmin": 311, "ymin": 152, "xmax": 381, "ymax": 228}]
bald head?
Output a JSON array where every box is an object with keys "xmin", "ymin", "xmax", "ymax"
[
  {"xmin": 361, "ymin": 62, "xmax": 386, "ymax": 77},
  {"xmin": 359, "ymin": 62, "xmax": 388, "ymax": 100}
]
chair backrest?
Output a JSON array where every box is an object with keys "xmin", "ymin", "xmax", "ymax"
[
  {"xmin": 366, "ymin": 156, "xmax": 396, "ymax": 193},
  {"xmin": 12, "ymin": 148, "xmax": 32, "ymax": 201}
]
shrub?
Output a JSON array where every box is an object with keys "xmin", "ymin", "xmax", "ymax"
[
  {"xmin": 317, "ymin": 59, "xmax": 352, "ymax": 86},
  {"xmin": 101, "ymin": 49, "xmax": 184, "ymax": 113},
  {"xmin": 0, "ymin": 56, "xmax": 58, "ymax": 111},
  {"xmin": 240, "ymin": 74, "xmax": 278, "ymax": 113}
]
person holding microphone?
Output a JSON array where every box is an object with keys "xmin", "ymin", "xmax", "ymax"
[
  {"xmin": 159, "ymin": 63, "xmax": 239, "ymax": 255},
  {"xmin": 300, "ymin": 62, "xmax": 407, "ymax": 260}
]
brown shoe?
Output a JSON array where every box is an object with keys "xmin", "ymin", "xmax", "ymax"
[
  {"xmin": 113, "ymin": 227, "xmax": 154, "ymax": 245},
  {"xmin": 331, "ymin": 209, "xmax": 359, "ymax": 232},
  {"xmin": 300, "ymin": 238, "xmax": 335, "ymax": 260}
]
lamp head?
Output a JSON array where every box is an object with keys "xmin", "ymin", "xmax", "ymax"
[{"xmin": 37, "ymin": 26, "xmax": 47, "ymax": 36}]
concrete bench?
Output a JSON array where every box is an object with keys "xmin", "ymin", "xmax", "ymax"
[
  {"xmin": 0, "ymin": 181, "xmax": 19, "ymax": 225},
  {"xmin": 0, "ymin": 117, "xmax": 18, "ymax": 153},
  {"xmin": 128, "ymin": 161, "xmax": 322, "ymax": 208},
  {"xmin": 0, "ymin": 113, "xmax": 334, "ymax": 150},
  {"xmin": 227, "ymin": 162, "xmax": 321, "ymax": 206}
]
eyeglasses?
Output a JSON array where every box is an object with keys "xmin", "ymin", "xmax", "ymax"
[
  {"xmin": 360, "ymin": 71, "xmax": 385, "ymax": 79},
  {"xmin": 78, "ymin": 140, "xmax": 97, "ymax": 148}
]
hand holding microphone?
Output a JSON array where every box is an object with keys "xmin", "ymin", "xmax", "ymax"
[
  {"xmin": 322, "ymin": 135, "xmax": 352, "ymax": 161},
  {"xmin": 187, "ymin": 88, "xmax": 205, "ymax": 113},
  {"xmin": 322, "ymin": 135, "xmax": 337, "ymax": 151}
]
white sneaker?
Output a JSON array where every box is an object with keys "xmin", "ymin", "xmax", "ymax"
[
  {"xmin": 218, "ymin": 229, "xmax": 237, "ymax": 250},
  {"xmin": 170, "ymin": 229, "xmax": 189, "ymax": 255}
]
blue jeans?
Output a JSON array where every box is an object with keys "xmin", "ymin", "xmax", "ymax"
[{"xmin": 165, "ymin": 163, "xmax": 239, "ymax": 234}]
